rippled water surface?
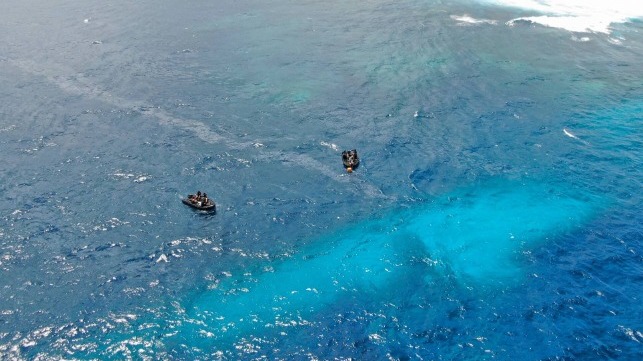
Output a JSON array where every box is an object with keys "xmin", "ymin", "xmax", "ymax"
[{"xmin": 1, "ymin": 0, "xmax": 641, "ymax": 359}]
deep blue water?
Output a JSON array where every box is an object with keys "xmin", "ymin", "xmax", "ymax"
[{"xmin": 1, "ymin": 0, "xmax": 641, "ymax": 360}]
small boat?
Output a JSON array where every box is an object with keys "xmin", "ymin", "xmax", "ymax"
[
  {"xmin": 182, "ymin": 195, "xmax": 216, "ymax": 211},
  {"xmin": 341, "ymin": 149, "xmax": 359, "ymax": 172}
]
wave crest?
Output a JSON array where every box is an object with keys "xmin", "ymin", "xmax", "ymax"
[{"xmin": 482, "ymin": 0, "xmax": 643, "ymax": 34}]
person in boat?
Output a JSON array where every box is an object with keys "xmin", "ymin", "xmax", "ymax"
[
  {"xmin": 189, "ymin": 191, "xmax": 201, "ymax": 203},
  {"xmin": 202, "ymin": 193, "xmax": 209, "ymax": 205},
  {"xmin": 342, "ymin": 149, "xmax": 358, "ymax": 164},
  {"xmin": 343, "ymin": 149, "xmax": 359, "ymax": 173},
  {"xmin": 342, "ymin": 151, "xmax": 349, "ymax": 163}
]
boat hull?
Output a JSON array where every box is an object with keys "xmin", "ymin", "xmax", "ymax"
[{"xmin": 182, "ymin": 198, "xmax": 216, "ymax": 211}]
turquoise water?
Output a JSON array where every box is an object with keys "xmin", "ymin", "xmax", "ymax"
[{"xmin": 0, "ymin": 0, "xmax": 641, "ymax": 360}]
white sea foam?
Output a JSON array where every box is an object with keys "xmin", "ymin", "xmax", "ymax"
[
  {"xmin": 319, "ymin": 141, "xmax": 338, "ymax": 151},
  {"xmin": 507, "ymin": 15, "xmax": 613, "ymax": 34},
  {"xmin": 480, "ymin": 0, "xmax": 643, "ymax": 34},
  {"xmin": 618, "ymin": 325, "xmax": 643, "ymax": 343},
  {"xmin": 111, "ymin": 171, "xmax": 150, "ymax": 183},
  {"xmin": 563, "ymin": 128, "xmax": 579, "ymax": 139},
  {"xmin": 607, "ymin": 37, "xmax": 624, "ymax": 45},
  {"xmin": 571, "ymin": 35, "xmax": 591, "ymax": 42},
  {"xmin": 451, "ymin": 14, "xmax": 498, "ymax": 25},
  {"xmin": 133, "ymin": 176, "xmax": 149, "ymax": 183},
  {"xmin": 563, "ymin": 128, "xmax": 589, "ymax": 145}
]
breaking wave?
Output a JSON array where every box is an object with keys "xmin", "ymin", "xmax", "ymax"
[{"xmin": 480, "ymin": 0, "xmax": 643, "ymax": 33}]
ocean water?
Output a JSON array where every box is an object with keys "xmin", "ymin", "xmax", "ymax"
[{"xmin": 0, "ymin": 0, "xmax": 641, "ymax": 360}]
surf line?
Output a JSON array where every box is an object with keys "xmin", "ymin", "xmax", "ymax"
[{"xmin": 10, "ymin": 58, "xmax": 387, "ymax": 199}]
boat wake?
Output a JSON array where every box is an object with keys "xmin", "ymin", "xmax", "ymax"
[{"xmin": 9, "ymin": 58, "xmax": 387, "ymax": 199}]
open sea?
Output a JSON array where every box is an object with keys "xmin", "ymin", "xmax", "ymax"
[{"xmin": 1, "ymin": 0, "xmax": 641, "ymax": 360}]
